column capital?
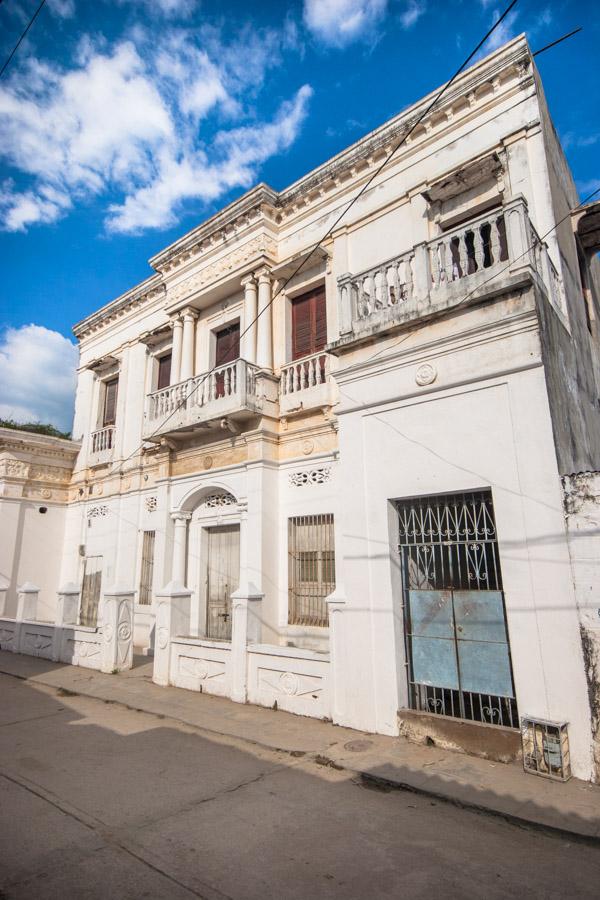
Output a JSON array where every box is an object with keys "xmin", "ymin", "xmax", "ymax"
[
  {"xmin": 169, "ymin": 315, "xmax": 183, "ymax": 329},
  {"xmin": 171, "ymin": 511, "xmax": 192, "ymax": 523},
  {"xmin": 181, "ymin": 307, "xmax": 199, "ymax": 321},
  {"xmin": 241, "ymin": 273, "xmax": 257, "ymax": 288},
  {"xmin": 255, "ymin": 266, "xmax": 271, "ymax": 284}
]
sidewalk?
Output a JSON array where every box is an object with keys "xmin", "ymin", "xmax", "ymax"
[{"xmin": 2, "ymin": 649, "xmax": 599, "ymax": 843}]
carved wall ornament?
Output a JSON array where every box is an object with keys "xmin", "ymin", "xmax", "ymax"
[
  {"xmin": 202, "ymin": 491, "xmax": 236, "ymax": 509},
  {"xmin": 203, "ymin": 455, "xmax": 213, "ymax": 469},
  {"xmin": 145, "ymin": 495, "xmax": 158, "ymax": 512},
  {"xmin": 289, "ymin": 467, "xmax": 332, "ymax": 487},
  {"xmin": 88, "ymin": 505, "xmax": 109, "ymax": 519},
  {"xmin": 301, "ymin": 440, "xmax": 314, "ymax": 456},
  {"xmin": 2, "ymin": 459, "xmax": 30, "ymax": 478},
  {"xmin": 415, "ymin": 363, "xmax": 437, "ymax": 386}
]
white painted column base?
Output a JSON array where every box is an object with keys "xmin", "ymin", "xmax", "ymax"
[{"xmin": 153, "ymin": 581, "xmax": 192, "ymax": 687}]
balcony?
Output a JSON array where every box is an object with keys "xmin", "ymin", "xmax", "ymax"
[
  {"xmin": 143, "ymin": 358, "xmax": 278, "ymax": 441},
  {"xmin": 335, "ymin": 196, "xmax": 564, "ymax": 346},
  {"xmin": 280, "ymin": 351, "xmax": 337, "ymax": 416},
  {"xmin": 89, "ymin": 426, "xmax": 115, "ymax": 466}
]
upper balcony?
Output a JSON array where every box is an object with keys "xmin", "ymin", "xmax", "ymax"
[
  {"xmin": 143, "ymin": 358, "xmax": 278, "ymax": 442},
  {"xmin": 89, "ymin": 426, "xmax": 115, "ymax": 467},
  {"xmin": 334, "ymin": 196, "xmax": 564, "ymax": 348}
]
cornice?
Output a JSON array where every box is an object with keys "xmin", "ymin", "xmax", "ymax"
[
  {"xmin": 72, "ymin": 274, "xmax": 165, "ymax": 341},
  {"xmin": 0, "ymin": 428, "xmax": 81, "ymax": 461}
]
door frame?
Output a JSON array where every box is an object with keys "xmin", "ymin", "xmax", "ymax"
[{"xmin": 188, "ymin": 503, "xmax": 241, "ymax": 638}]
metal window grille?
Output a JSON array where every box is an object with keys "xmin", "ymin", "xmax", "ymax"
[
  {"xmin": 80, "ymin": 555, "xmax": 102, "ymax": 627},
  {"xmin": 139, "ymin": 531, "xmax": 156, "ymax": 606},
  {"xmin": 288, "ymin": 514, "xmax": 335, "ymax": 627},
  {"xmin": 396, "ymin": 490, "xmax": 518, "ymax": 729}
]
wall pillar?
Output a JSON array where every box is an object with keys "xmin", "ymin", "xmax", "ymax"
[
  {"xmin": 241, "ymin": 275, "xmax": 258, "ymax": 363},
  {"xmin": 53, "ymin": 582, "xmax": 80, "ymax": 662},
  {"xmin": 170, "ymin": 316, "xmax": 183, "ymax": 385},
  {"xmin": 171, "ymin": 512, "xmax": 191, "ymax": 585},
  {"xmin": 14, "ymin": 582, "xmax": 39, "ymax": 655},
  {"xmin": 180, "ymin": 308, "xmax": 198, "ymax": 382},
  {"xmin": 153, "ymin": 581, "xmax": 192, "ymax": 686},
  {"xmin": 325, "ymin": 587, "xmax": 348, "ymax": 725},
  {"xmin": 100, "ymin": 587, "xmax": 134, "ymax": 673},
  {"xmin": 230, "ymin": 585, "xmax": 264, "ymax": 703},
  {"xmin": 255, "ymin": 268, "xmax": 273, "ymax": 370}
]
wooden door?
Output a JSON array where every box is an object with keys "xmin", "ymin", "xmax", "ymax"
[
  {"xmin": 214, "ymin": 323, "xmax": 240, "ymax": 398},
  {"xmin": 205, "ymin": 525, "xmax": 240, "ymax": 639}
]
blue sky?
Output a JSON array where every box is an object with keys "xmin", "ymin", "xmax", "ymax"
[{"xmin": 0, "ymin": 0, "xmax": 598, "ymax": 430}]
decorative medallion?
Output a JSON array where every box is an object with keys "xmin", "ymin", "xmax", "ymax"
[
  {"xmin": 279, "ymin": 672, "xmax": 300, "ymax": 696},
  {"xmin": 301, "ymin": 440, "xmax": 314, "ymax": 456},
  {"xmin": 203, "ymin": 456, "xmax": 213, "ymax": 470},
  {"xmin": 40, "ymin": 488, "xmax": 52, "ymax": 499},
  {"xmin": 415, "ymin": 363, "xmax": 437, "ymax": 386},
  {"xmin": 157, "ymin": 627, "xmax": 169, "ymax": 650}
]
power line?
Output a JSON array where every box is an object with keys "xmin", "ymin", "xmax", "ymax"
[
  {"xmin": 533, "ymin": 27, "xmax": 582, "ymax": 58},
  {"xmin": 107, "ymin": 0, "xmax": 519, "ymax": 478},
  {"xmin": 0, "ymin": 0, "xmax": 47, "ymax": 80}
]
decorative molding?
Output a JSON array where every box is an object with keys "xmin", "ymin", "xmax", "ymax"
[
  {"xmin": 289, "ymin": 467, "xmax": 332, "ymax": 487},
  {"xmin": 168, "ymin": 234, "xmax": 277, "ymax": 306}
]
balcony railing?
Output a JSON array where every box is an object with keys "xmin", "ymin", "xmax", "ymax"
[
  {"xmin": 280, "ymin": 351, "xmax": 336, "ymax": 415},
  {"xmin": 336, "ymin": 196, "xmax": 563, "ymax": 342},
  {"xmin": 89, "ymin": 426, "xmax": 115, "ymax": 466},
  {"xmin": 143, "ymin": 358, "xmax": 273, "ymax": 440}
]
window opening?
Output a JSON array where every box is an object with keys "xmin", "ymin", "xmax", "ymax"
[{"xmin": 288, "ymin": 514, "xmax": 335, "ymax": 627}]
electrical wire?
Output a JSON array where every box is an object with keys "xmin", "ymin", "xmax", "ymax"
[{"xmin": 0, "ymin": 0, "xmax": 47, "ymax": 80}]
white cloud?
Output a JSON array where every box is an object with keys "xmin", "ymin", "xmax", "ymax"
[
  {"xmin": 0, "ymin": 325, "xmax": 78, "ymax": 433},
  {"xmin": 47, "ymin": 0, "xmax": 76, "ymax": 18},
  {"xmin": 116, "ymin": 0, "xmax": 198, "ymax": 17},
  {"xmin": 0, "ymin": 24, "xmax": 310, "ymax": 234},
  {"xmin": 399, "ymin": 0, "xmax": 425, "ymax": 29},
  {"xmin": 303, "ymin": 0, "xmax": 387, "ymax": 48},
  {"xmin": 106, "ymin": 85, "xmax": 313, "ymax": 233}
]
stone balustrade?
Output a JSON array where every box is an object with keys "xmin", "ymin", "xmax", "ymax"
[
  {"xmin": 279, "ymin": 351, "xmax": 337, "ymax": 414},
  {"xmin": 143, "ymin": 358, "xmax": 275, "ymax": 440},
  {"xmin": 336, "ymin": 196, "xmax": 562, "ymax": 343},
  {"xmin": 89, "ymin": 425, "xmax": 115, "ymax": 466}
]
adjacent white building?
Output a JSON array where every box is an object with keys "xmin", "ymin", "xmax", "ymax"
[{"xmin": 3, "ymin": 35, "xmax": 600, "ymax": 781}]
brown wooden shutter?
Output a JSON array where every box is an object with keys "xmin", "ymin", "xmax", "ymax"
[
  {"xmin": 215, "ymin": 323, "xmax": 240, "ymax": 366},
  {"xmin": 157, "ymin": 354, "xmax": 171, "ymax": 390},
  {"xmin": 103, "ymin": 378, "xmax": 118, "ymax": 427},
  {"xmin": 291, "ymin": 287, "xmax": 327, "ymax": 360}
]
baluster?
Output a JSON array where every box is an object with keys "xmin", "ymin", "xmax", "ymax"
[
  {"xmin": 490, "ymin": 216, "xmax": 502, "ymax": 264},
  {"xmin": 292, "ymin": 364, "xmax": 299, "ymax": 393},
  {"xmin": 457, "ymin": 232, "xmax": 468, "ymax": 279},
  {"xmin": 474, "ymin": 226, "xmax": 486, "ymax": 270},
  {"xmin": 380, "ymin": 268, "xmax": 389, "ymax": 307},
  {"xmin": 309, "ymin": 357, "xmax": 316, "ymax": 387},
  {"xmin": 369, "ymin": 273, "xmax": 377, "ymax": 309}
]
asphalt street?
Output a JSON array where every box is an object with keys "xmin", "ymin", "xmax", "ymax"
[{"xmin": 1, "ymin": 671, "xmax": 599, "ymax": 900}]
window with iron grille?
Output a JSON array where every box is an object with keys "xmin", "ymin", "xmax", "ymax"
[
  {"xmin": 396, "ymin": 489, "xmax": 518, "ymax": 729},
  {"xmin": 288, "ymin": 514, "xmax": 335, "ymax": 627},
  {"xmin": 138, "ymin": 531, "xmax": 155, "ymax": 606}
]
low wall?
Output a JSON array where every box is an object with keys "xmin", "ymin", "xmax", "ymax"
[
  {"xmin": 170, "ymin": 637, "xmax": 232, "ymax": 697},
  {"xmin": 0, "ymin": 616, "xmax": 103, "ymax": 670},
  {"xmin": 247, "ymin": 644, "xmax": 330, "ymax": 718},
  {"xmin": 0, "ymin": 584, "xmax": 134, "ymax": 674}
]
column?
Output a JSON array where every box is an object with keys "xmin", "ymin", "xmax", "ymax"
[
  {"xmin": 255, "ymin": 267, "xmax": 273, "ymax": 370},
  {"xmin": 180, "ymin": 308, "xmax": 197, "ymax": 382},
  {"xmin": 170, "ymin": 316, "xmax": 183, "ymax": 385},
  {"xmin": 241, "ymin": 275, "xmax": 258, "ymax": 363},
  {"xmin": 171, "ymin": 512, "xmax": 191, "ymax": 586}
]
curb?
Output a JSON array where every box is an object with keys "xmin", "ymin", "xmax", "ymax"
[{"xmin": 2, "ymin": 665, "xmax": 599, "ymax": 846}]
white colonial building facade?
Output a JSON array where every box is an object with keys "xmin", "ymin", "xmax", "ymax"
[{"xmin": 2, "ymin": 35, "xmax": 600, "ymax": 781}]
